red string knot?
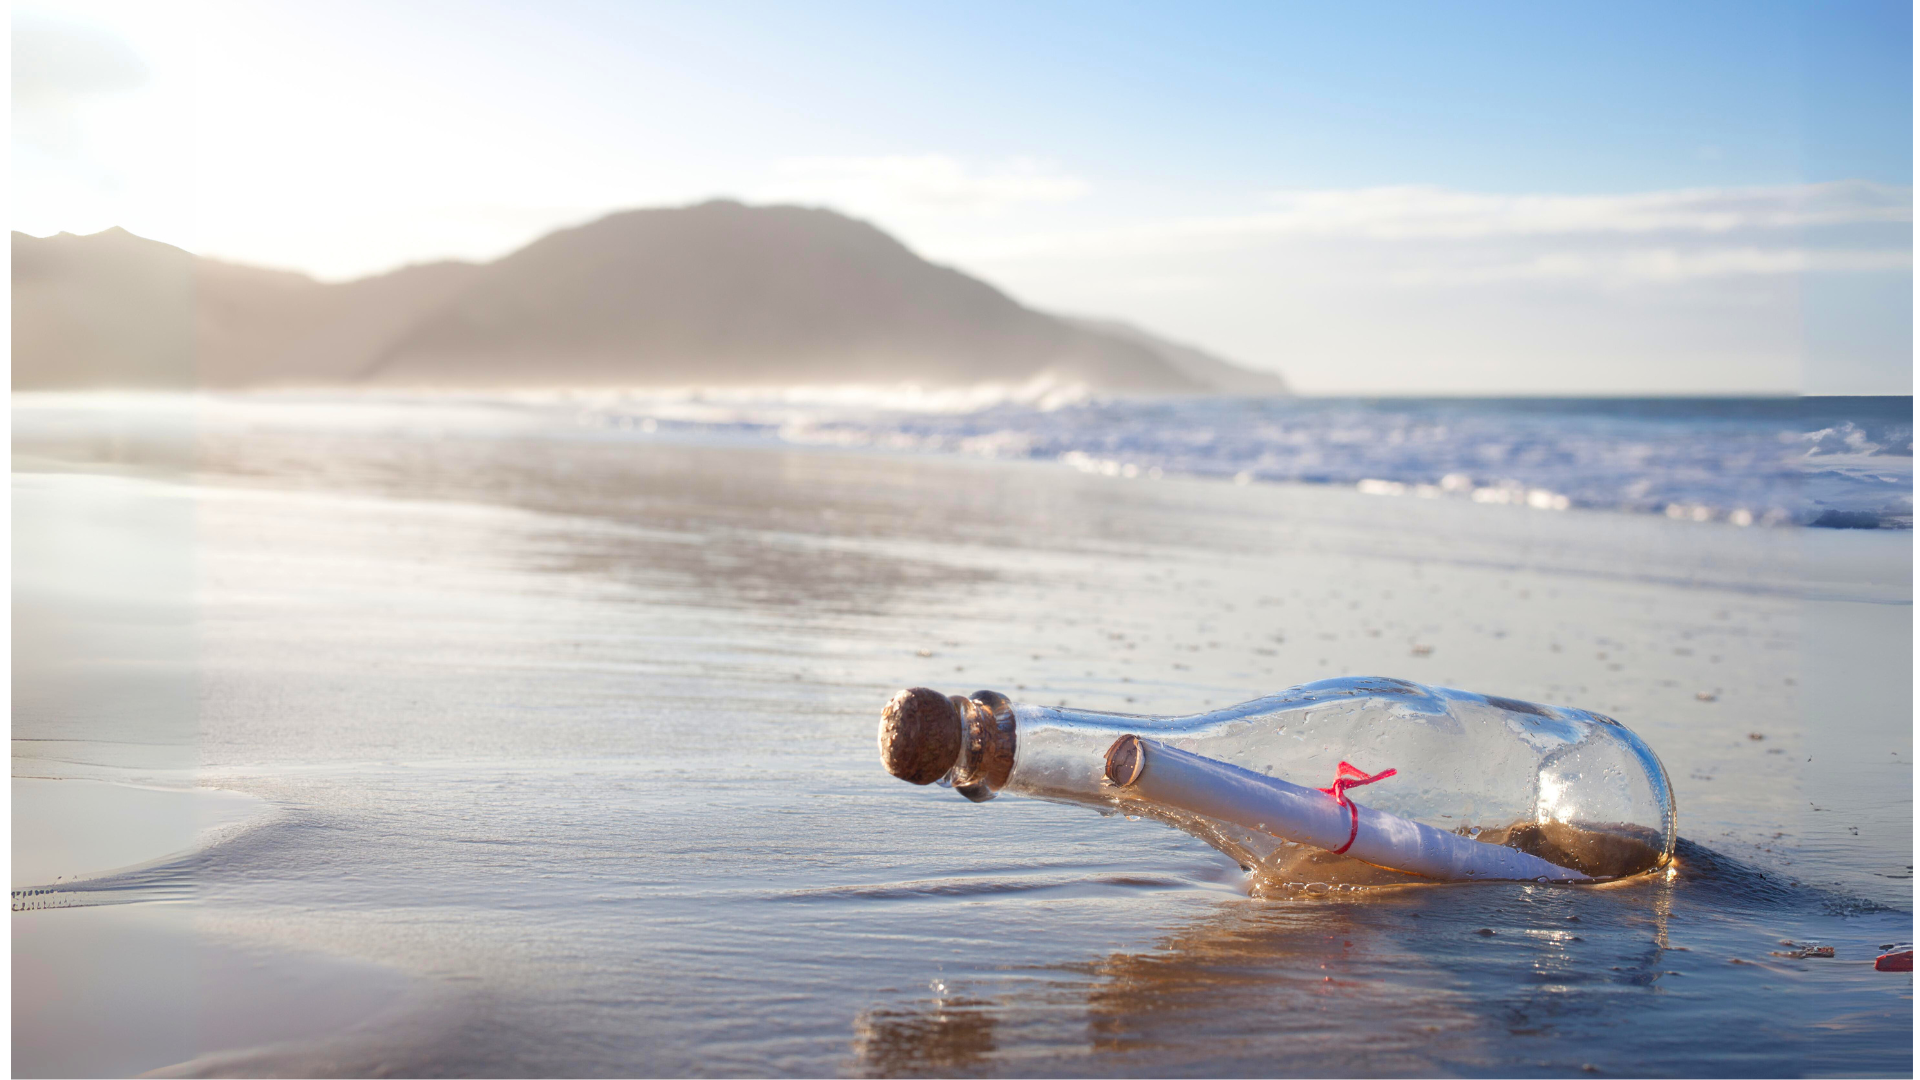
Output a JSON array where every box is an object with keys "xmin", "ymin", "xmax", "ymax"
[{"xmin": 1318, "ymin": 761, "xmax": 1397, "ymax": 855}]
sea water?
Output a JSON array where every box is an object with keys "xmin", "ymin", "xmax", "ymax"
[
  {"xmin": 562, "ymin": 391, "xmax": 1914, "ymax": 530},
  {"xmin": 12, "ymin": 392, "xmax": 1912, "ymax": 1076}
]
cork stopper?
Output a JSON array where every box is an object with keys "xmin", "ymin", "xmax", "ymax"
[
  {"xmin": 1105, "ymin": 734, "xmax": 1146, "ymax": 788},
  {"xmin": 879, "ymin": 687, "xmax": 963, "ymax": 784}
]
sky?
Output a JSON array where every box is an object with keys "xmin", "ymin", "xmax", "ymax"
[{"xmin": 11, "ymin": 0, "xmax": 1914, "ymax": 394}]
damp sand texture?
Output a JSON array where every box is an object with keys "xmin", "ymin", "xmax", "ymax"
[{"xmin": 13, "ymin": 394, "xmax": 1912, "ymax": 1078}]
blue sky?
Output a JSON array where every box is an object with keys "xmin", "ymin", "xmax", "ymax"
[
  {"xmin": 580, "ymin": 0, "xmax": 1909, "ymax": 189},
  {"xmin": 13, "ymin": 0, "xmax": 1913, "ymax": 392}
]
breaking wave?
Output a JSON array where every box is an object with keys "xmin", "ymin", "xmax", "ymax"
[{"xmin": 576, "ymin": 392, "xmax": 1912, "ymax": 529}]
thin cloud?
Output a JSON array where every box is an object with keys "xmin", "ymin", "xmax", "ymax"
[
  {"xmin": 1254, "ymin": 181, "xmax": 1910, "ymax": 240},
  {"xmin": 940, "ymin": 181, "xmax": 1912, "ymax": 286},
  {"xmin": 765, "ymin": 154, "xmax": 1088, "ymax": 216},
  {"xmin": 1390, "ymin": 245, "xmax": 1915, "ymax": 287}
]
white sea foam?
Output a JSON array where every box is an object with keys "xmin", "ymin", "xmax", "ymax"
[{"xmin": 553, "ymin": 391, "xmax": 1907, "ymax": 529}]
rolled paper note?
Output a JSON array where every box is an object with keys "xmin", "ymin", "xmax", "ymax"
[{"xmin": 1104, "ymin": 735, "xmax": 1591, "ymax": 883}]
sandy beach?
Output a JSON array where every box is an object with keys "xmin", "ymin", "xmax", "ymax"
[{"xmin": 13, "ymin": 393, "xmax": 1912, "ymax": 1076}]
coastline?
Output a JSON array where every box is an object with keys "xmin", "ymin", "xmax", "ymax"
[{"xmin": 13, "ymin": 388, "xmax": 1914, "ymax": 530}]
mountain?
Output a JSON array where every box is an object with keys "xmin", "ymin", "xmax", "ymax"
[
  {"xmin": 12, "ymin": 226, "xmax": 479, "ymax": 389},
  {"xmin": 12, "ymin": 202, "xmax": 1289, "ymax": 394}
]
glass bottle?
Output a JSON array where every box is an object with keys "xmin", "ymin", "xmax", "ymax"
[{"xmin": 878, "ymin": 676, "xmax": 1676, "ymax": 886}]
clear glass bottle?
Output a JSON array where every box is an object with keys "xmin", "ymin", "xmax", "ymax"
[{"xmin": 878, "ymin": 676, "xmax": 1676, "ymax": 887}]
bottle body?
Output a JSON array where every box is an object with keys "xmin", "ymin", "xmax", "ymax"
[{"xmin": 994, "ymin": 677, "xmax": 1676, "ymax": 884}]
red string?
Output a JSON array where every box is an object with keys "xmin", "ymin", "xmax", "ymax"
[{"xmin": 1318, "ymin": 761, "xmax": 1397, "ymax": 855}]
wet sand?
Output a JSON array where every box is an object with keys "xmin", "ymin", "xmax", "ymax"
[
  {"xmin": 12, "ymin": 395, "xmax": 1912, "ymax": 1076},
  {"xmin": 14, "ymin": 904, "xmax": 412, "ymax": 1078},
  {"xmin": 14, "ymin": 781, "xmax": 267, "ymax": 891}
]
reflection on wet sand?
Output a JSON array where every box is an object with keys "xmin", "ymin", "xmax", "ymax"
[
  {"xmin": 28, "ymin": 425, "xmax": 1054, "ymax": 615},
  {"xmin": 848, "ymin": 874, "xmax": 1700, "ymax": 1076},
  {"xmin": 1075, "ymin": 900, "xmax": 1489, "ymax": 1073},
  {"xmin": 843, "ymin": 899, "xmax": 1485, "ymax": 1076},
  {"xmin": 852, "ymin": 994, "xmax": 999, "ymax": 1077}
]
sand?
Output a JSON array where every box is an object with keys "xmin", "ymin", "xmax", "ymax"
[
  {"xmin": 12, "ymin": 394, "xmax": 1912, "ymax": 1076},
  {"xmin": 14, "ymin": 781, "xmax": 267, "ymax": 890}
]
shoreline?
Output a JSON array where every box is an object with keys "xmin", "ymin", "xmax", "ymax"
[
  {"xmin": 13, "ymin": 780, "xmax": 269, "ymax": 893},
  {"xmin": 14, "ymin": 388, "xmax": 1913, "ymax": 531}
]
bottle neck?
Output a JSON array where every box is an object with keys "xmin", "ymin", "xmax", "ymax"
[
  {"xmin": 999, "ymin": 702, "xmax": 1179, "ymax": 808},
  {"xmin": 933, "ymin": 689, "xmax": 1359, "ymax": 804},
  {"xmin": 945, "ymin": 691, "xmax": 1016, "ymax": 802}
]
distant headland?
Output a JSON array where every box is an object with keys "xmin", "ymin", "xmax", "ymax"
[{"xmin": 12, "ymin": 200, "xmax": 1288, "ymax": 394}]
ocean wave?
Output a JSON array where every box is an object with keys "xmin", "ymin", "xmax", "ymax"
[{"xmin": 583, "ymin": 393, "xmax": 1912, "ymax": 530}]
